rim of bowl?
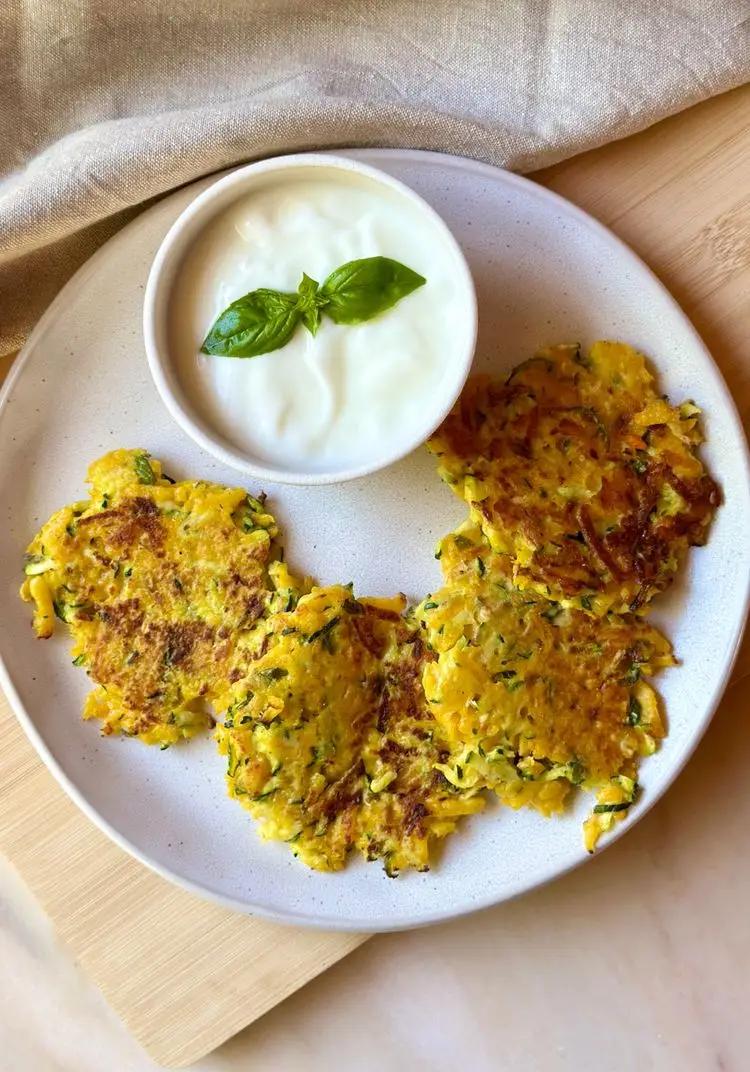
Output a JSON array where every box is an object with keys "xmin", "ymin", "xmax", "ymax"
[{"xmin": 143, "ymin": 152, "xmax": 478, "ymax": 485}]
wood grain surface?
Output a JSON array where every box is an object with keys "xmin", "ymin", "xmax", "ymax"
[{"xmin": 0, "ymin": 82, "xmax": 747, "ymax": 1067}]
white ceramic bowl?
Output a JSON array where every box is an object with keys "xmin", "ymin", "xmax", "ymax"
[{"xmin": 143, "ymin": 153, "xmax": 477, "ymax": 485}]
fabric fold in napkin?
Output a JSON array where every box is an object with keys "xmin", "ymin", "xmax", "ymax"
[{"xmin": 1, "ymin": 0, "xmax": 748, "ymax": 357}]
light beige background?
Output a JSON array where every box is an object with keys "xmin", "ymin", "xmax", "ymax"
[{"xmin": 1, "ymin": 4, "xmax": 749, "ymax": 1068}]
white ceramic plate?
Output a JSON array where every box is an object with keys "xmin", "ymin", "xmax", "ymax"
[{"xmin": 1, "ymin": 150, "xmax": 747, "ymax": 932}]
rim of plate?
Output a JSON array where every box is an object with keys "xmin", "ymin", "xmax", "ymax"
[{"xmin": 1, "ymin": 148, "xmax": 748, "ymax": 932}]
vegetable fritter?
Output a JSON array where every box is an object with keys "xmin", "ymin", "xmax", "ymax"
[
  {"xmin": 418, "ymin": 523, "xmax": 675, "ymax": 849},
  {"xmin": 21, "ymin": 449, "xmax": 278, "ymax": 745},
  {"xmin": 217, "ymin": 580, "xmax": 484, "ymax": 874},
  {"xmin": 429, "ymin": 342, "xmax": 719, "ymax": 614},
  {"xmin": 18, "ymin": 336, "xmax": 719, "ymax": 869}
]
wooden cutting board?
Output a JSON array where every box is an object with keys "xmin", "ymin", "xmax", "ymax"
[
  {"xmin": 1, "ymin": 82, "xmax": 748, "ymax": 1067},
  {"xmin": 0, "ymin": 706, "xmax": 365, "ymax": 1066}
]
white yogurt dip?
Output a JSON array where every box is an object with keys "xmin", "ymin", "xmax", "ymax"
[{"xmin": 166, "ymin": 162, "xmax": 475, "ymax": 478}]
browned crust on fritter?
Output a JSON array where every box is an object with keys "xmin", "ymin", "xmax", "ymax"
[
  {"xmin": 79, "ymin": 497, "xmax": 166, "ymax": 553},
  {"xmin": 438, "ymin": 370, "xmax": 719, "ymax": 606}
]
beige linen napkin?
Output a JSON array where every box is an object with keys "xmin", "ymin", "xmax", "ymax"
[{"xmin": 1, "ymin": 0, "xmax": 748, "ymax": 358}]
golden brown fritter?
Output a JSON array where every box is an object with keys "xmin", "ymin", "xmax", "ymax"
[
  {"xmin": 217, "ymin": 578, "xmax": 484, "ymax": 874},
  {"xmin": 19, "ymin": 334, "xmax": 719, "ymax": 866},
  {"xmin": 21, "ymin": 449, "xmax": 278, "ymax": 745},
  {"xmin": 429, "ymin": 342, "xmax": 719, "ymax": 615},
  {"xmin": 417, "ymin": 523, "xmax": 675, "ymax": 849}
]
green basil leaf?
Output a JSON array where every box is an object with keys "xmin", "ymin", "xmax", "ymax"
[
  {"xmin": 201, "ymin": 289, "xmax": 301, "ymax": 358},
  {"xmin": 296, "ymin": 273, "xmax": 326, "ymax": 337},
  {"xmin": 133, "ymin": 452, "xmax": 156, "ymax": 484},
  {"xmin": 320, "ymin": 256, "xmax": 426, "ymax": 325},
  {"xmin": 300, "ymin": 306, "xmax": 321, "ymax": 336}
]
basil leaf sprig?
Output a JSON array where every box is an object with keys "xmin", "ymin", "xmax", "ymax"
[{"xmin": 201, "ymin": 256, "xmax": 426, "ymax": 359}]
